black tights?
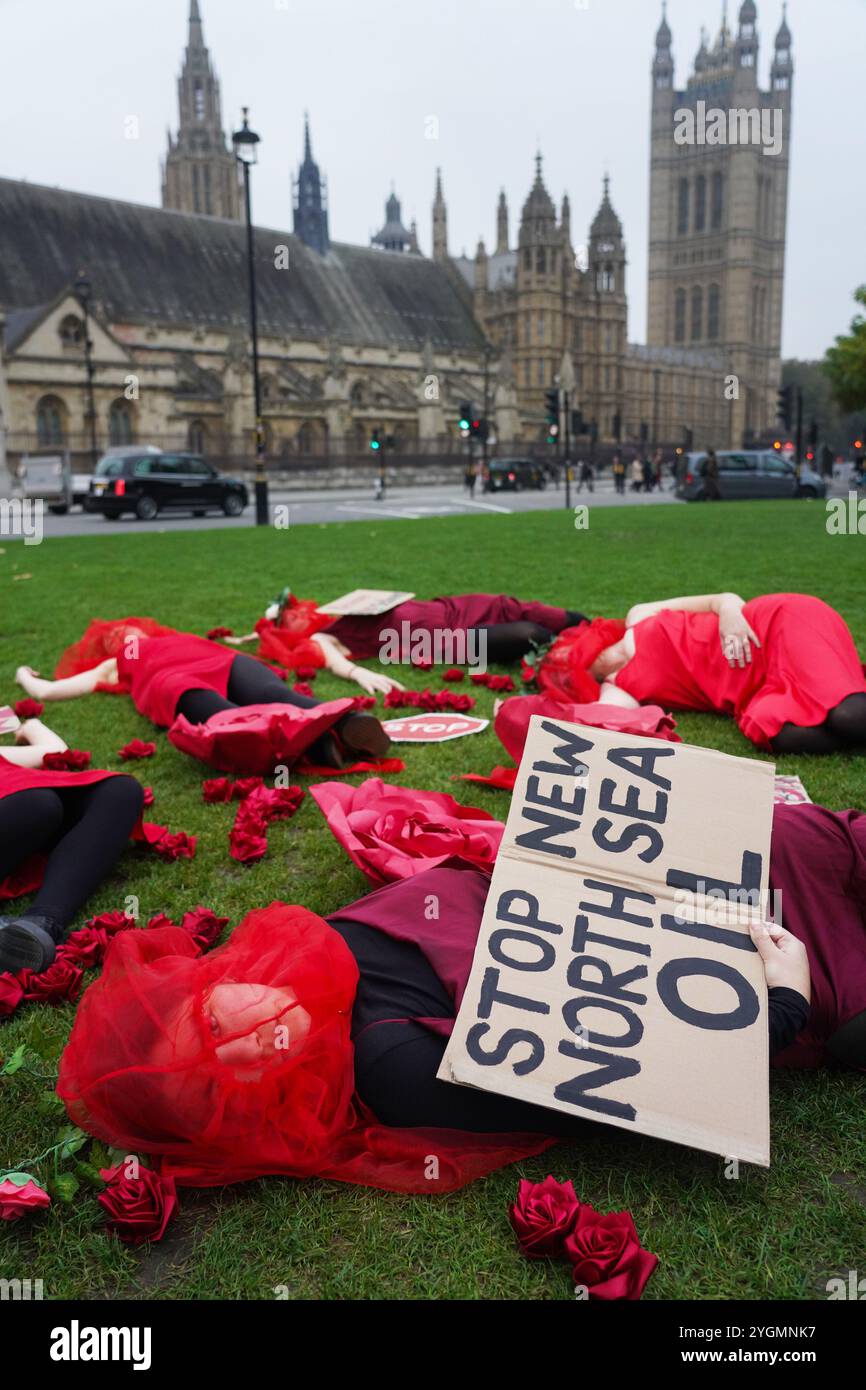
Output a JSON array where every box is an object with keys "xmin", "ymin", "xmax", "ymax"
[
  {"xmin": 771, "ymin": 693, "xmax": 866, "ymax": 755},
  {"xmin": 478, "ymin": 610, "xmax": 587, "ymax": 666},
  {"xmin": 0, "ymin": 776, "xmax": 145, "ymax": 929}
]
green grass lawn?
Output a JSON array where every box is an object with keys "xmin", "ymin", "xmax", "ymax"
[{"xmin": 1, "ymin": 499, "xmax": 864, "ymax": 1300}]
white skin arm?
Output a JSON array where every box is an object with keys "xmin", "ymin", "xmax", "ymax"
[
  {"xmin": 0, "ymin": 718, "xmax": 69, "ymax": 767},
  {"xmin": 311, "ymin": 633, "xmax": 404, "ymax": 695},
  {"xmin": 15, "ymin": 658, "xmax": 118, "ymax": 702},
  {"xmin": 625, "ymin": 593, "xmax": 761, "ymax": 669}
]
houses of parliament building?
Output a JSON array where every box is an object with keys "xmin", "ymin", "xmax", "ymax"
[{"xmin": 0, "ymin": 1, "xmax": 793, "ymax": 468}]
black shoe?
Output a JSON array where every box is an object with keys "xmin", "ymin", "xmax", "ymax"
[
  {"xmin": 335, "ymin": 712, "xmax": 392, "ymax": 761},
  {"xmin": 0, "ymin": 914, "xmax": 60, "ymax": 974}
]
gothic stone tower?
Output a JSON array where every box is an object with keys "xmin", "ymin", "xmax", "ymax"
[
  {"xmin": 161, "ymin": 0, "xmax": 241, "ymax": 220},
  {"xmin": 293, "ymin": 115, "xmax": 330, "ymax": 255},
  {"xmin": 515, "ymin": 154, "xmax": 572, "ymax": 415},
  {"xmin": 647, "ymin": 2, "xmax": 792, "ymax": 443}
]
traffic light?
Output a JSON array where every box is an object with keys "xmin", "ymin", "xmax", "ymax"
[
  {"xmin": 470, "ymin": 417, "xmax": 489, "ymax": 441},
  {"xmin": 544, "ymin": 388, "xmax": 560, "ymax": 423},
  {"xmin": 458, "ymin": 402, "xmax": 472, "ymax": 433},
  {"xmin": 777, "ymin": 384, "xmax": 794, "ymax": 431},
  {"xmin": 370, "ymin": 428, "xmax": 381, "ymax": 452}
]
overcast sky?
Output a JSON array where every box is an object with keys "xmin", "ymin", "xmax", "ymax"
[{"xmin": 2, "ymin": 0, "xmax": 863, "ymax": 359}]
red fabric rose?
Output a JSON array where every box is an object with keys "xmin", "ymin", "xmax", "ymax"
[
  {"xmin": 22, "ymin": 957, "xmax": 84, "ymax": 1005},
  {"xmin": 310, "ymin": 777, "xmax": 504, "ymax": 885},
  {"xmin": 564, "ymin": 1206, "xmax": 658, "ymax": 1300},
  {"xmin": 206, "ymin": 626, "xmax": 234, "ymax": 640},
  {"xmin": 13, "ymin": 698, "xmax": 44, "ymax": 719},
  {"xmin": 145, "ymin": 912, "xmax": 176, "ymax": 932},
  {"xmin": 509, "ymin": 1176, "xmax": 581, "ymax": 1259},
  {"xmin": 143, "ymin": 786, "xmax": 154, "ymax": 807},
  {"xmin": 86, "ymin": 909, "xmax": 136, "ymax": 936},
  {"xmin": 443, "ymin": 668, "xmax": 464, "ymax": 682},
  {"xmin": 295, "ymin": 666, "xmax": 317, "ymax": 682},
  {"xmin": 292, "ymin": 681, "xmax": 314, "ymax": 698},
  {"xmin": 202, "ymin": 775, "xmax": 264, "ymax": 803},
  {"xmin": 118, "ymin": 739, "xmax": 156, "ymax": 760},
  {"xmin": 42, "ymin": 749, "xmax": 91, "ymax": 772},
  {"xmin": 58, "ymin": 924, "xmax": 111, "ymax": 969},
  {"xmin": 350, "ymin": 695, "xmax": 378, "ymax": 711},
  {"xmin": 179, "ymin": 907, "xmax": 229, "ymax": 952},
  {"xmin": 98, "ymin": 1164, "xmax": 178, "ymax": 1246},
  {"xmin": 0, "ymin": 1177, "xmax": 51, "ymax": 1221},
  {"xmin": 0, "ymin": 973, "xmax": 25, "ymax": 1018},
  {"xmin": 229, "ymin": 800, "xmax": 269, "ymax": 863},
  {"xmin": 141, "ymin": 825, "xmax": 197, "ymax": 861},
  {"xmin": 470, "ymin": 671, "xmax": 489, "ymax": 686},
  {"xmin": 486, "ymin": 674, "xmax": 515, "ymax": 692}
]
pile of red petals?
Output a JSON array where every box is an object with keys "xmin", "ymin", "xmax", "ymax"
[
  {"xmin": 509, "ymin": 1176, "xmax": 658, "ymax": 1300},
  {"xmin": 42, "ymin": 749, "xmax": 91, "ymax": 772},
  {"xmin": 202, "ymin": 777, "xmax": 306, "ymax": 864},
  {"xmin": 137, "ymin": 823, "xmax": 197, "ymax": 861},
  {"xmin": 470, "ymin": 672, "xmax": 515, "ymax": 692},
  {"xmin": 118, "ymin": 739, "xmax": 156, "ymax": 761},
  {"xmin": 202, "ymin": 775, "xmax": 265, "ymax": 803},
  {"xmin": 383, "ymin": 688, "xmax": 476, "ymax": 713},
  {"xmin": 13, "ymin": 698, "xmax": 44, "ymax": 719}
]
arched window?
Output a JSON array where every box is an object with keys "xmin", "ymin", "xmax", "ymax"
[
  {"xmin": 707, "ymin": 284, "xmax": 720, "ymax": 340},
  {"xmin": 674, "ymin": 289, "xmax": 687, "ymax": 343},
  {"xmin": 694, "ymin": 175, "xmax": 707, "ymax": 232},
  {"xmin": 194, "ymin": 82, "xmax": 205, "ymax": 120},
  {"xmin": 109, "ymin": 399, "xmax": 134, "ymax": 446},
  {"xmin": 350, "ymin": 381, "xmax": 365, "ymax": 408},
  {"xmin": 677, "ymin": 178, "xmax": 690, "ymax": 235},
  {"xmin": 536, "ymin": 248, "xmax": 546, "ymax": 274},
  {"xmin": 187, "ymin": 418, "xmax": 207, "ymax": 454},
  {"xmin": 59, "ymin": 314, "xmax": 84, "ymax": 348},
  {"xmin": 711, "ymin": 172, "xmax": 724, "ymax": 229},
  {"xmin": 691, "ymin": 286, "xmax": 703, "ymax": 341},
  {"xmin": 596, "ymin": 263, "xmax": 614, "ymax": 293},
  {"xmin": 36, "ymin": 395, "xmax": 67, "ymax": 446}
]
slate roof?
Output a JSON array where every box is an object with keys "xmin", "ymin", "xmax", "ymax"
[{"xmin": 0, "ymin": 179, "xmax": 486, "ymax": 354}]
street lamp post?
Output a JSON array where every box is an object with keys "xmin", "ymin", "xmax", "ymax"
[
  {"xmin": 73, "ymin": 270, "xmax": 99, "ymax": 470},
  {"xmin": 232, "ymin": 108, "xmax": 268, "ymax": 526}
]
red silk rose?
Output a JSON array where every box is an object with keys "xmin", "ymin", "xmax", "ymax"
[
  {"xmin": 21, "ymin": 957, "xmax": 84, "ymax": 1005},
  {"xmin": 295, "ymin": 666, "xmax": 317, "ymax": 681},
  {"xmin": 509, "ymin": 1176, "xmax": 581, "ymax": 1259},
  {"xmin": 202, "ymin": 775, "xmax": 264, "ymax": 803},
  {"xmin": 564, "ymin": 1206, "xmax": 658, "ymax": 1300},
  {"xmin": 58, "ymin": 924, "xmax": 112, "ymax": 969},
  {"xmin": 443, "ymin": 668, "xmax": 464, "ymax": 682},
  {"xmin": 0, "ymin": 1177, "xmax": 51, "ymax": 1221},
  {"xmin": 98, "ymin": 1164, "xmax": 178, "ymax": 1245},
  {"xmin": 118, "ymin": 739, "xmax": 156, "ymax": 760},
  {"xmin": 13, "ymin": 698, "xmax": 44, "ymax": 719},
  {"xmin": 179, "ymin": 907, "xmax": 229, "ymax": 952},
  {"xmin": 0, "ymin": 973, "xmax": 25, "ymax": 1018},
  {"xmin": 143, "ymin": 786, "xmax": 154, "ymax": 807},
  {"xmin": 310, "ymin": 777, "xmax": 504, "ymax": 885},
  {"xmin": 42, "ymin": 749, "xmax": 91, "ymax": 771}
]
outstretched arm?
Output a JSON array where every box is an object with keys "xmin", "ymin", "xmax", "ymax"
[
  {"xmin": 312, "ymin": 633, "xmax": 405, "ymax": 695},
  {"xmin": 626, "ymin": 593, "xmax": 761, "ymax": 668},
  {"xmin": 0, "ymin": 718, "xmax": 68, "ymax": 768},
  {"xmin": 15, "ymin": 658, "xmax": 119, "ymax": 702}
]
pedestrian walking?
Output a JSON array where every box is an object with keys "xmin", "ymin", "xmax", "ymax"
[
  {"xmin": 703, "ymin": 447, "xmax": 722, "ymax": 501},
  {"xmin": 642, "ymin": 455, "xmax": 654, "ymax": 492},
  {"xmin": 611, "ymin": 451, "xmax": 625, "ymax": 495},
  {"xmin": 630, "ymin": 456, "xmax": 643, "ymax": 492},
  {"xmin": 577, "ymin": 457, "xmax": 594, "ymax": 493}
]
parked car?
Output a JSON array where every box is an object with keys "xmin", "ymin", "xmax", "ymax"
[
  {"xmin": 676, "ymin": 450, "xmax": 826, "ymax": 502},
  {"xmin": 90, "ymin": 449, "xmax": 248, "ymax": 520},
  {"xmin": 483, "ymin": 458, "xmax": 547, "ymax": 492},
  {"xmin": 18, "ymin": 452, "xmax": 73, "ymax": 514}
]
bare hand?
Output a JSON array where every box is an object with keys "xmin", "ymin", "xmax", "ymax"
[
  {"xmin": 749, "ymin": 921, "xmax": 811, "ymax": 1002},
  {"xmin": 718, "ymin": 602, "xmax": 761, "ymax": 668},
  {"xmin": 352, "ymin": 667, "xmax": 405, "ymax": 695}
]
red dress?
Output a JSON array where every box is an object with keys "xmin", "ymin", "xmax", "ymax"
[
  {"xmin": 117, "ymin": 633, "xmax": 236, "ymax": 728},
  {"xmin": 615, "ymin": 594, "xmax": 866, "ymax": 750},
  {"xmin": 327, "ymin": 594, "xmax": 573, "ymax": 661}
]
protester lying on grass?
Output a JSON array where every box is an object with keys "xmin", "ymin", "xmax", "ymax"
[
  {"xmin": 58, "ymin": 845, "xmax": 851, "ymax": 1199},
  {"xmin": 534, "ymin": 593, "xmax": 866, "ymax": 755},
  {"xmin": 0, "ymin": 719, "xmax": 144, "ymax": 974},
  {"xmin": 229, "ymin": 589, "xmax": 589, "ymax": 675},
  {"xmin": 16, "ymin": 618, "xmax": 391, "ymax": 771}
]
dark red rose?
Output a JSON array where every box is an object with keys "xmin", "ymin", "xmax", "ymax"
[
  {"xmin": 412, "ymin": 658, "xmax": 433, "ymax": 671},
  {"xmin": 0, "ymin": 1177, "xmax": 51, "ymax": 1221},
  {"xmin": 521, "ymin": 659, "xmax": 537, "ymax": 686},
  {"xmin": 229, "ymin": 801, "xmax": 269, "ymax": 863},
  {"xmin": 42, "ymin": 749, "xmax": 91, "ymax": 772},
  {"xmin": 118, "ymin": 739, "xmax": 156, "ymax": 760},
  {"xmin": 295, "ymin": 666, "xmax": 317, "ymax": 681},
  {"xmin": 0, "ymin": 973, "xmax": 24, "ymax": 1018},
  {"xmin": 58, "ymin": 924, "xmax": 111, "ymax": 968},
  {"xmin": 487, "ymin": 674, "xmax": 515, "ymax": 692},
  {"xmin": 98, "ymin": 1165, "xmax": 178, "ymax": 1246},
  {"xmin": 145, "ymin": 912, "xmax": 176, "ymax": 932},
  {"xmin": 206, "ymin": 626, "xmax": 234, "ymax": 640},
  {"xmin": 350, "ymin": 695, "xmax": 377, "ymax": 711},
  {"xmin": 202, "ymin": 775, "xmax": 264, "ymax": 803},
  {"xmin": 22, "ymin": 957, "xmax": 84, "ymax": 1005},
  {"xmin": 443, "ymin": 668, "xmax": 464, "ymax": 682},
  {"xmin": 143, "ymin": 786, "xmax": 154, "ymax": 807},
  {"xmin": 470, "ymin": 671, "xmax": 490, "ymax": 686},
  {"xmin": 149, "ymin": 829, "xmax": 196, "ymax": 861},
  {"xmin": 292, "ymin": 681, "xmax": 314, "ymax": 698},
  {"xmin": 13, "ymin": 698, "xmax": 44, "ymax": 719},
  {"xmin": 509, "ymin": 1176, "xmax": 581, "ymax": 1259},
  {"xmin": 86, "ymin": 909, "xmax": 136, "ymax": 936},
  {"xmin": 564, "ymin": 1206, "xmax": 658, "ymax": 1300},
  {"xmin": 179, "ymin": 906, "xmax": 229, "ymax": 952}
]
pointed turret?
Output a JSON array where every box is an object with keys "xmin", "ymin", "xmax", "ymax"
[
  {"xmin": 771, "ymin": 2, "xmax": 793, "ymax": 89},
  {"xmin": 495, "ymin": 189, "xmax": 509, "ymax": 254},
  {"xmin": 432, "ymin": 168, "xmax": 448, "ymax": 261},
  {"xmin": 653, "ymin": 2, "xmax": 674, "ymax": 88},
  {"xmin": 372, "ymin": 188, "xmax": 412, "ymax": 252},
  {"xmin": 293, "ymin": 113, "xmax": 330, "ymax": 255}
]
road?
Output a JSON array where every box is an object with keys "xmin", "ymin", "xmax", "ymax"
[{"xmin": 14, "ymin": 476, "xmax": 683, "ymax": 540}]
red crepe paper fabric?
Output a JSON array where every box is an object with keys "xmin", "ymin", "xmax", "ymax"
[
  {"xmin": 310, "ymin": 778, "xmax": 504, "ymax": 885},
  {"xmin": 42, "ymin": 749, "xmax": 92, "ymax": 772},
  {"xmin": 459, "ymin": 765, "xmax": 518, "ymax": 792},
  {"xmin": 13, "ymin": 698, "xmax": 44, "ymax": 719},
  {"xmin": 299, "ymin": 756, "xmax": 406, "ymax": 778},
  {"xmin": 167, "ymin": 698, "xmax": 356, "ymax": 774},
  {"xmin": 532, "ymin": 619, "xmax": 628, "ymax": 704},
  {"xmin": 118, "ymin": 739, "xmax": 156, "ymax": 761}
]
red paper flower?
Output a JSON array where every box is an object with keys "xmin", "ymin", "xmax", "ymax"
[
  {"xmin": 13, "ymin": 698, "xmax": 44, "ymax": 719},
  {"xmin": 412, "ymin": 658, "xmax": 433, "ymax": 671},
  {"xmin": 143, "ymin": 786, "xmax": 154, "ymax": 807},
  {"xmin": 147, "ymin": 828, "xmax": 197, "ymax": 862},
  {"xmin": 564, "ymin": 1207, "xmax": 658, "ymax": 1300},
  {"xmin": 486, "ymin": 674, "xmax": 515, "ymax": 692},
  {"xmin": 229, "ymin": 800, "xmax": 269, "ymax": 863},
  {"xmin": 310, "ymin": 778, "xmax": 504, "ymax": 885},
  {"xmin": 443, "ymin": 668, "xmax": 464, "ymax": 682},
  {"xmin": 292, "ymin": 681, "xmax": 314, "ymax": 698},
  {"xmin": 470, "ymin": 672, "xmax": 489, "ymax": 686},
  {"xmin": 351, "ymin": 695, "xmax": 378, "ymax": 711},
  {"xmin": 22, "ymin": 957, "xmax": 84, "ymax": 1005},
  {"xmin": 42, "ymin": 749, "xmax": 91, "ymax": 772},
  {"xmin": 58, "ymin": 924, "xmax": 112, "ymax": 969},
  {"xmin": 145, "ymin": 912, "xmax": 176, "ymax": 932},
  {"xmin": 0, "ymin": 1177, "xmax": 51, "ymax": 1222},
  {"xmin": 206, "ymin": 626, "xmax": 234, "ymax": 640},
  {"xmin": 520, "ymin": 658, "xmax": 537, "ymax": 686},
  {"xmin": 509, "ymin": 1177, "xmax": 582, "ymax": 1259},
  {"xmin": 118, "ymin": 739, "xmax": 156, "ymax": 761},
  {"xmin": 0, "ymin": 973, "xmax": 24, "ymax": 1018},
  {"xmin": 202, "ymin": 775, "xmax": 264, "ymax": 803},
  {"xmin": 86, "ymin": 909, "xmax": 137, "ymax": 936},
  {"xmin": 98, "ymin": 1165, "xmax": 178, "ymax": 1246},
  {"xmin": 179, "ymin": 906, "xmax": 229, "ymax": 951}
]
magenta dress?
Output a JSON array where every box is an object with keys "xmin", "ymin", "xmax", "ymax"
[{"xmin": 327, "ymin": 594, "xmax": 572, "ymax": 661}]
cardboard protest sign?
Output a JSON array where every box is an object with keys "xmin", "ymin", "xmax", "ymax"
[
  {"xmin": 317, "ymin": 589, "xmax": 415, "ymax": 617},
  {"xmin": 382, "ymin": 714, "xmax": 489, "ymax": 743},
  {"xmin": 773, "ymin": 774, "xmax": 811, "ymax": 806},
  {"xmin": 438, "ymin": 715, "xmax": 775, "ymax": 1165}
]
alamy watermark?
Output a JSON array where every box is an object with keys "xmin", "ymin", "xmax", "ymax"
[
  {"xmin": 379, "ymin": 623, "xmax": 488, "ymax": 673},
  {"xmin": 674, "ymin": 101, "xmax": 783, "ymax": 158},
  {"xmin": 0, "ymin": 498, "xmax": 43, "ymax": 545}
]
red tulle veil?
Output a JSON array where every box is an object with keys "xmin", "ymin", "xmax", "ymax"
[
  {"xmin": 254, "ymin": 597, "xmax": 333, "ymax": 671},
  {"xmin": 55, "ymin": 617, "xmax": 178, "ymax": 694},
  {"xmin": 57, "ymin": 904, "xmax": 551, "ymax": 1194}
]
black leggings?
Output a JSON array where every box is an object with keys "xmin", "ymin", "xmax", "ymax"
[
  {"xmin": 0, "ymin": 776, "xmax": 145, "ymax": 928},
  {"xmin": 478, "ymin": 610, "xmax": 588, "ymax": 666},
  {"xmin": 771, "ymin": 693, "xmax": 866, "ymax": 755}
]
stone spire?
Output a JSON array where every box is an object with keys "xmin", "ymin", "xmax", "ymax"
[
  {"xmin": 293, "ymin": 113, "xmax": 330, "ymax": 255},
  {"xmin": 495, "ymin": 188, "xmax": 509, "ymax": 254},
  {"xmin": 161, "ymin": 0, "xmax": 241, "ymax": 219},
  {"xmin": 432, "ymin": 168, "xmax": 448, "ymax": 261}
]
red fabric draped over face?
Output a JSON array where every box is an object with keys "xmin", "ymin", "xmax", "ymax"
[
  {"xmin": 254, "ymin": 598, "xmax": 334, "ymax": 671},
  {"xmin": 55, "ymin": 617, "xmax": 179, "ymax": 694},
  {"xmin": 57, "ymin": 905, "xmax": 551, "ymax": 1193},
  {"xmin": 537, "ymin": 619, "xmax": 628, "ymax": 703}
]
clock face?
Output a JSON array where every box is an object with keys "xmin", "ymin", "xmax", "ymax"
[{"xmin": 598, "ymin": 241, "xmax": 615, "ymax": 253}]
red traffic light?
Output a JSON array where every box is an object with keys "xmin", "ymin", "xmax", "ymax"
[{"xmin": 806, "ymin": 451, "xmax": 814, "ymax": 461}]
